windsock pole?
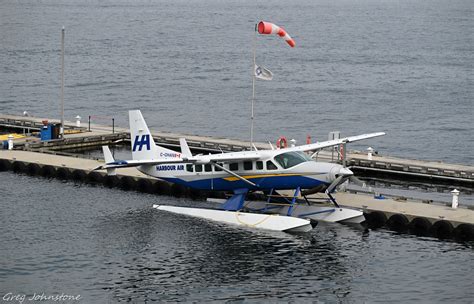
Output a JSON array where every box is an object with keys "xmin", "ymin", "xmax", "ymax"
[
  {"xmin": 250, "ymin": 23, "xmax": 257, "ymax": 149},
  {"xmin": 250, "ymin": 21, "xmax": 294, "ymax": 149}
]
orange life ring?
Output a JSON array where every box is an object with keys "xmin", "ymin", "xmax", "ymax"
[{"xmin": 276, "ymin": 136, "xmax": 288, "ymax": 149}]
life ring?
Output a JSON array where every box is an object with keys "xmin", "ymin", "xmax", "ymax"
[{"xmin": 276, "ymin": 136, "xmax": 288, "ymax": 149}]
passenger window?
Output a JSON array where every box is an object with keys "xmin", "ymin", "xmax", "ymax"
[
  {"xmin": 256, "ymin": 161, "xmax": 263, "ymax": 170},
  {"xmin": 214, "ymin": 163, "xmax": 223, "ymax": 171},
  {"xmin": 186, "ymin": 164, "xmax": 193, "ymax": 172},
  {"xmin": 243, "ymin": 161, "xmax": 253, "ymax": 170},
  {"xmin": 195, "ymin": 164, "xmax": 203, "ymax": 172},
  {"xmin": 229, "ymin": 163, "xmax": 239, "ymax": 171},
  {"xmin": 266, "ymin": 160, "xmax": 277, "ymax": 170},
  {"xmin": 204, "ymin": 164, "xmax": 212, "ymax": 172}
]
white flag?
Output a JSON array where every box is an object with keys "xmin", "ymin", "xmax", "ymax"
[{"xmin": 254, "ymin": 64, "xmax": 273, "ymax": 81}]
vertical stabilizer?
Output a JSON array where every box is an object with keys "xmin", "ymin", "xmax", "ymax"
[
  {"xmin": 179, "ymin": 138, "xmax": 192, "ymax": 159},
  {"xmin": 102, "ymin": 145, "xmax": 117, "ymax": 176},
  {"xmin": 102, "ymin": 146, "xmax": 115, "ymax": 163},
  {"xmin": 129, "ymin": 110, "xmax": 176, "ymax": 160}
]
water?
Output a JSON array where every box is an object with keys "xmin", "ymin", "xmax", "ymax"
[
  {"xmin": 1, "ymin": 1, "xmax": 473, "ymax": 302},
  {"xmin": 0, "ymin": 171, "xmax": 473, "ymax": 303},
  {"xmin": 0, "ymin": 0, "xmax": 472, "ymax": 165}
]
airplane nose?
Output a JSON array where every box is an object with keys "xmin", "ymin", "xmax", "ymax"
[
  {"xmin": 337, "ymin": 167, "xmax": 353, "ymax": 177},
  {"xmin": 328, "ymin": 165, "xmax": 354, "ymax": 181}
]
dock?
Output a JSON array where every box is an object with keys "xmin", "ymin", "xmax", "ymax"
[
  {"xmin": 1, "ymin": 113, "xmax": 473, "ymax": 241},
  {"xmin": 1, "ymin": 148, "xmax": 473, "ymax": 241},
  {"xmin": 1, "ymin": 113, "xmax": 473, "ymax": 187}
]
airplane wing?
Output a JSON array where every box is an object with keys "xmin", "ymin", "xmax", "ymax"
[
  {"xmin": 286, "ymin": 132, "xmax": 386, "ymax": 153},
  {"xmin": 196, "ymin": 151, "xmax": 261, "ymax": 163},
  {"xmin": 93, "ymin": 149, "xmax": 261, "ymax": 171}
]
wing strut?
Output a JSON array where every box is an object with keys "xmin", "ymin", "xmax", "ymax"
[{"xmin": 212, "ymin": 162, "xmax": 257, "ymax": 187}]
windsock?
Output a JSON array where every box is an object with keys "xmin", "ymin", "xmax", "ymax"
[{"xmin": 257, "ymin": 21, "xmax": 295, "ymax": 47}]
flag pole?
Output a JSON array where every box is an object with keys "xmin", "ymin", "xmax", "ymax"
[{"xmin": 250, "ymin": 23, "xmax": 257, "ymax": 149}]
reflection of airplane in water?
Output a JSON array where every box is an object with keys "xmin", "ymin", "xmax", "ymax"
[{"xmin": 95, "ymin": 110, "xmax": 385, "ymax": 233}]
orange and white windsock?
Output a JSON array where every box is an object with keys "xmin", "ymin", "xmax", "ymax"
[{"xmin": 257, "ymin": 21, "xmax": 295, "ymax": 48}]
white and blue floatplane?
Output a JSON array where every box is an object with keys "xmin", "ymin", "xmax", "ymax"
[{"xmin": 94, "ymin": 110, "xmax": 385, "ymax": 233}]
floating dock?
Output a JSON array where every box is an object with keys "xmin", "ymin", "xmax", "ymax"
[
  {"xmin": 1, "ymin": 149, "xmax": 473, "ymax": 241},
  {"xmin": 1, "ymin": 113, "xmax": 473, "ymax": 241},
  {"xmin": 1, "ymin": 113, "xmax": 473, "ymax": 187}
]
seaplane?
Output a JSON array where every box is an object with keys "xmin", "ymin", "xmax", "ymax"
[{"xmin": 94, "ymin": 110, "xmax": 385, "ymax": 233}]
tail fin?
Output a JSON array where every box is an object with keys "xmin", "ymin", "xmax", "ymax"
[
  {"xmin": 129, "ymin": 110, "xmax": 176, "ymax": 161},
  {"xmin": 179, "ymin": 138, "xmax": 192, "ymax": 159},
  {"xmin": 102, "ymin": 146, "xmax": 116, "ymax": 176}
]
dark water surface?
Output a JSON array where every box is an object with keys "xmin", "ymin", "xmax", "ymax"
[
  {"xmin": 1, "ymin": 1, "xmax": 474, "ymax": 302},
  {"xmin": 1, "ymin": 172, "xmax": 473, "ymax": 303},
  {"xmin": 0, "ymin": 0, "xmax": 472, "ymax": 164}
]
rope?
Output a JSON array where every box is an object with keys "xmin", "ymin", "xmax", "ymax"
[{"xmin": 235, "ymin": 211, "xmax": 275, "ymax": 227}]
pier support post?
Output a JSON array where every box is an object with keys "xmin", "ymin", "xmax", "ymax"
[
  {"xmin": 451, "ymin": 189, "xmax": 460, "ymax": 209},
  {"xmin": 7, "ymin": 135, "xmax": 14, "ymax": 150}
]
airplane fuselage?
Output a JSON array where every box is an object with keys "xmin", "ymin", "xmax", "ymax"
[{"xmin": 138, "ymin": 150, "xmax": 345, "ymax": 191}]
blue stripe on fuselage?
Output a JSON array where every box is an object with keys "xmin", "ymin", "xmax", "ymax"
[{"xmin": 160, "ymin": 175, "xmax": 327, "ymax": 191}]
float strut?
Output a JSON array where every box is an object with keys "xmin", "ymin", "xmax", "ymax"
[
  {"xmin": 287, "ymin": 187, "xmax": 300, "ymax": 216},
  {"xmin": 302, "ymin": 194, "xmax": 311, "ymax": 206},
  {"xmin": 264, "ymin": 188, "xmax": 275, "ymax": 212},
  {"xmin": 327, "ymin": 192, "xmax": 340, "ymax": 208}
]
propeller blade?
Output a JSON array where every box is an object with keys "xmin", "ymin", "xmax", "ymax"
[
  {"xmin": 325, "ymin": 175, "xmax": 344, "ymax": 194},
  {"xmin": 349, "ymin": 176, "xmax": 366, "ymax": 187},
  {"xmin": 301, "ymin": 184, "xmax": 327, "ymax": 196}
]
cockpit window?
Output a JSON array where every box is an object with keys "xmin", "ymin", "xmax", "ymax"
[{"xmin": 274, "ymin": 151, "xmax": 313, "ymax": 169}]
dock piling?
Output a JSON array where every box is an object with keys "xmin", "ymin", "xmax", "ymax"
[
  {"xmin": 7, "ymin": 135, "xmax": 13, "ymax": 150},
  {"xmin": 367, "ymin": 147, "xmax": 374, "ymax": 160},
  {"xmin": 451, "ymin": 189, "xmax": 460, "ymax": 209}
]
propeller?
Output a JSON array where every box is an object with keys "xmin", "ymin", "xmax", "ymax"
[
  {"xmin": 349, "ymin": 175, "xmax": 366, "ymax": 188},
  {"xmin": 325, "ymin": 175, "xmax": 345, "ymax": 194},
  {"xmin": 301, "ymin": 165, "xmax": 367, "ymax": 198}
]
